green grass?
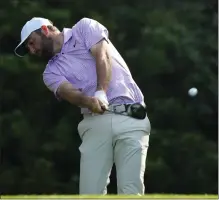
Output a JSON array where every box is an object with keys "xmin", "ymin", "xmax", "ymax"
[{"xmin": 1, "ymin": 194, "xmax": 218, "ymax": 199}]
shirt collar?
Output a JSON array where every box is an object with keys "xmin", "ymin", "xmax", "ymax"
[{"xmin": 63, "ymin": 28, "xmax": 73, "ymax": 44}]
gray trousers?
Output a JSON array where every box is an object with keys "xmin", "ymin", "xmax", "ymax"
[{"xmin": 77, "ymin": 112, "xmax": 151, "ymax": 195}]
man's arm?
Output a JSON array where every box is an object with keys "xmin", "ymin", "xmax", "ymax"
[
  {"xmin": 73, "ymin": 18, "xmax": 112, "ymax": 108},
  {"xmin": 43, "ymin": 71, "xmax": 104, "ymax": 113},
  {"xmin": 90, "ymin": 39, "xmax": 112, "ymax": 92},
  {"xmin": 57, "ymin": 82, "xmax": 92, "ymax": 108},
  {"xmin": 57, "ymin": 82, "xmax": 104, "ymax": 113},
  {"xmin": 77, "ymin": 18, "xmax": 112, "ymax": 93}
]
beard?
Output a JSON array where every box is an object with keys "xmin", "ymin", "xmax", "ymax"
[{"xmin": 40, "ymin": 35, "xmax": 54, "ymax": 62}]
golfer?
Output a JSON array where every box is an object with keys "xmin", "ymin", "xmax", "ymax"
[{"xmin": 14, "ymin": 17, "xmax": 151, "ymax": 195}]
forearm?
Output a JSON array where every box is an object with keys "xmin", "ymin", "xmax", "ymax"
[
  {"xmin": 96, "ymin": 52, "xmax": 112, "ymax": 92},
  {"xmin": 57, "ymin": 82, "xmax": 92, "ymax": 108}
]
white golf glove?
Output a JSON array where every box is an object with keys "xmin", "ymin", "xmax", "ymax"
[{"xmin": 94, "ymin": 90, "xmax": 109, "ymax": 110}]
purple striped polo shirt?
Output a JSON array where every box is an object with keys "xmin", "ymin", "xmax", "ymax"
[{"xmin": 43, "ymin": 17, "xmax": 145, "ymax": 114}]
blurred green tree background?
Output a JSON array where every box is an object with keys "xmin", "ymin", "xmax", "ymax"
[{"xmin": 0, "ymin": 0, "xmax": 217, "ymax": 195}]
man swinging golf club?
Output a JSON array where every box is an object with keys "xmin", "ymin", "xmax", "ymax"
[{"xmin": 14, "ymin": 17, "xmax": 151, "ymax": 195}]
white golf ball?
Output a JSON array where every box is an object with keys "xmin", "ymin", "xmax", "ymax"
[{"xmin": 188, "ymin": 87, "xmax": 198, "ymax": 97}]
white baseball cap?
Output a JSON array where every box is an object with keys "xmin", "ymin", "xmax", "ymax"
[{"xmin": 14, "ymin": 17, "xmax": 53, "ymax": 57}]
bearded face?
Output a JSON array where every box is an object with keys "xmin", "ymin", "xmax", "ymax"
[{"xmin": 26, "ymin": 30, "xmax": 55, "ymax": 61}]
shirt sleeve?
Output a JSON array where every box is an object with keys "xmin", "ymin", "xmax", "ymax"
[
  {"xmin": 78, "ymin": 17, "xmax": 109, "ymax": 50},
  {"xmin": 43, "ymin": 71, "xmax": 68, "ymax": 99}
]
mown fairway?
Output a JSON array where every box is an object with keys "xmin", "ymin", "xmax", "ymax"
[{"xmin": 1, "ymin": 194, "xmax": 218, "ymax": 199}]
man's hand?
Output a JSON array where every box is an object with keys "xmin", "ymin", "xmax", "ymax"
[
  {"xmin": 88, "ymin": 97, "xmax": 106, "ymax": 114},
  {"xmin": 94, "ymin": 90, "xmax": 109, "ymax": 110}
]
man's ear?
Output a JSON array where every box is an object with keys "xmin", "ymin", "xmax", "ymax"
[{"xmin": 41, "ymin": 25, "xmax": 49, "ymax": 36}]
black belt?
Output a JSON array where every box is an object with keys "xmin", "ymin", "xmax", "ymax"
[{"xmin": 107, "ymin": 103, "xmax": 147, "ymax": 120}]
